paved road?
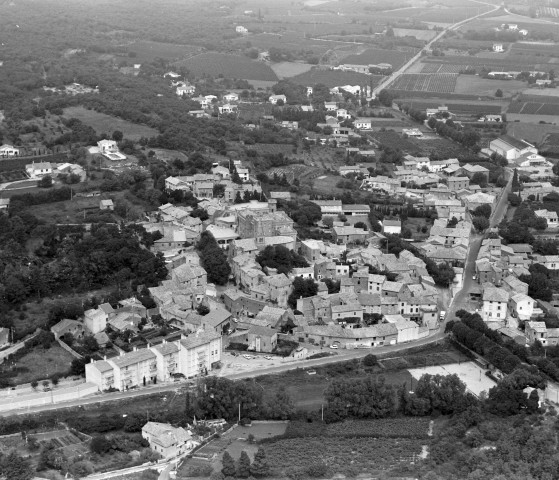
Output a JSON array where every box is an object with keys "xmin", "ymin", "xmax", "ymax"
[
  {"xmin": 446, "ymin": 174, "xmax": 513, "ymax": 320},
  {"xmin": 373, "ymin": 0, "xmax": 501, "ymax": 96}
]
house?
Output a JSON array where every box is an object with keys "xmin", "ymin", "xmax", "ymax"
[
  {"xmin": 332, "ymin": 226, "xmax": 368, "ymax": 244},
  {"xmin": 269, "ymin": 94, "xmax": 286, "ymax": 105},
  {"xmin": 460, "ymin": 164, "xmax": 489, "ymax": 181},
  {"xmin": 482, "ymin": 287, "xmax": 509, "ymax": 323},
  {"xmin": 489, "ymin": 135, "xmax": 537, "ymax": 160},
  {"xmin": 402, "ymin": 128, "xmax": 423, "ymax": 137},
  {"xmin": 295, "ymin": 323, "xmax": 398, "ymax": 348},
  {"xmin": 205, "ymin": 225, "xmax": 239, "ymax": 250},
  {"xmin": 447, "ymin": 177, "xmax": 470, "ymax": 191},
  {"xmin": 176, "ymin": 84, "xmax": 195, "ymax": 96},
  {"xmin": 382, "ymin": 219, "xmax": 401, "ymax": 235},
  {"xmin": 493, "ymin": 43, "xmax": 504, "ymax": 53},
  {"xmin": 265, "ymin": 274, "xmax": 292, "ymax": 308},
  {"xmin": 236, "ymin": 26, "xmax": 248, "ymax": 34},
  {"xmin": 509, "ymin": 293, "xmax": 535, "ymax": 321},
  {"xmin": 324, "ymin": 101, "xmax": 338, "ymax": 112},
  {"xmin": 51, "ymin": 319, "xmax": 84, "ymax": 341},
  {"xmin": 526, "ymin": 321, "xmax": 548, "ymax": 346},
  {"xmin": 223, "ymin": 93, "xmax": 239, "ymax": 102},
  {"xmin": 219, "ymin": 104, "xmax": 238, "ymax": 114},
  {"xmin": 535, "ymin": 209, "xmax": 558, "ymax": 229},
  {"xmin": 311, "ymin": 200, "xmax": 343, "ymax": 217},
  {"xmin": 26, "ymin": 162, "xmax": 52, "ymax": 178},
  {"xmin": 99, "ymin": 199, "xmax": 114, "ymax": 211},
  {"xmin": 201, "ymin": 308, "xmax": 232, "ymax": 334},
  {"xmin": 247, "ymin": 325, "xmax": 277, "ymax": 352},
  {"xmin": 336, "ymin": 108, "xmax": 351, "ymax": 119},
  {"xmin": 355, "ymin": 118, "xmax": 373, "ymax": 130},
  {"xmin": 343, "ymin": 204, "xmax": 370, "ymax": 216},
  {"xmin": 84, "ymin": 308, "xmax": 108, "ymax": 335},
  {"xmin": 236, "ymin": 167, "xmax": 250, "ymax": 182},
  {"xmin": 142, "ymin": 422, "xmax": 196, "ymax": 459},
  {"xmin": 0, "ymin": 198, "xmax": 10, "ymax": 211},
  {"xmin": 0, "ymin": 144, "xmax": 19, "ymax": 157}
]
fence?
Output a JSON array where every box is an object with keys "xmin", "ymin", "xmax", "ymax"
[{"xmin": 57, "ymin": 339, "xmax": 83, "ymax": 359}]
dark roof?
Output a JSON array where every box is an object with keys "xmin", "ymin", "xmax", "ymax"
[{"xmin": 498, "ymin": 134, "xmax": 531, "ymax": 151}]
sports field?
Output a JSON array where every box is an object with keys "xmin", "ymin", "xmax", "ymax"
[{"xmin": 408, "ymin": 361, "xmax": 496, "ymax": 397}]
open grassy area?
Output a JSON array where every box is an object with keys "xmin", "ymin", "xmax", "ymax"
[
  {"xmin": 270, "ymin": 62, "xmax": 314, "ymax": 79},
  {"xmin": 9, "ymin": 345, "xmax": 74, "ymax": 384},
  {"xmin": 63, "ymin": 106, "xmax": 158, "ymax": 140},
  {"xmin": 312, "ymin": 175, "xmax": 347, "ymax": 196},
  {"xmin": 454, "ymin": 76, "xmax": 525, "ymax": 97}
]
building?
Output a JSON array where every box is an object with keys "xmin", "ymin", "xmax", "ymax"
[
  {"xmin": 0, "ymin": 198, "xmax": 10, "ymax": 211},
  {"xmin": 99, "ymin": 199, "xmax": 114, "ymax": 211},
  {"xmin": 84, "ymin": 308, "xmax": 108, "ymax": 335},
  {"xmin": 447, "ymin": 177, "xmax": 470, "ymax": 191},
  {"xmin": 493, "ymin": 43, "xmax": 504, "ymax": 52},
  {"xmin": 246, "ymin": 325, "xmax": 277, "ymax": 352},
  {"xmin": 205, "ymin": 225, "xmax": 239, "ymax": 250},
  {"xmin": 526, "ymin": 321, "xmax": 547, "ymax": 346},
  {"xmin": 50, "ymin": 319, "xmax": 84, "ymax": 341},
  {"xmin": 237, "ymin": 208, "xmax": 296, "ymax": 245},
  {"xmin": 142, "ymin": 422, "xmax": 196, "ymax": 459},
  {"xmin": 0, "ymin": 328, "xmax": 10, "ymax": 347},
  {"xmin": 223, "ymin": 93, "xmax": 239, "ymax": 102},
  {"xmin": 0, "ymin": 144, "xmax": 19, "ymax": 157},
  {"xmin": 86, "ymin": 331, "xmax": 223, "ymax": 391},
  {"xmin": 332, "ymin": 226, "xmax": 368, "ymax": 244},
  {"xmin": 509, "ymin": 293, "xmax": 535, "ymax": 321},
  {"xmin": 294, "ymin": 323, "xmax": 398, "ymax": 348},
  {"xmin": 236, "ymin": 26, "xmax": 248, "ymax": 34},
  {"xmin": 382, "ymin": 219, "xmax": 401, "ymax": 235},
  {"xmin": 489, "ymin": 135, "xmax": 537, "ymax": 160},
  {"xmin": 535, "ymin": 209, "xmax": 558, "ymax": 229},
  {"xmin": 269, "ymin": 94, "xmax": 287, "ymax": 105},
  {"xmin": 311, "ymin": 200, "xmax": 343, "ymax": 217},
  {"xmin": 26, "ymin": 162, "xmax": 52, "ymax": 178},
  {"xmin": 482, "ymin": 287, "xmax": 509, "ymax": 323}
]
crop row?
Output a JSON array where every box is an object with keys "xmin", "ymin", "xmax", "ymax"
[
  {"xmin": 508, "ymin": 102, "xmax": 559, "ymax": 116},
  {"xmin": 390, "ymin": 74, "xmax": 457, "ymax": 93},
  {"xmin": 263, "ymin": 436, "xmax": 425, "ymax": 475}
]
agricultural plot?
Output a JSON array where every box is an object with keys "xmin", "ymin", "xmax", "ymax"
[
  {"xmin": 542, "ymin": 133, "xmax": 559, "ymax": 155},
  {"xmin": 267, "ymin": 164, "xmax": 315, "ymax": 183},
  {"xmin": 236, "ymin": 32, "xmax": 345, "ymax": 55},
  {"xmin": 454, "ymin": 76, "xmax": 525, "ymax": 97},
  {"xmin": 420, "ymin": 63, "xmax": 470, "ymax": 73},
  {"xmin": 326, "ymin": 418, "xmax": 431, "ymax": 439},
  {"xmin": 263, "ymin": 436, "xmax": 425, "ymax": 476},
  {"xmin": 0, "ymin": 169, "xmax": 28, "ymax": 183},
  {"xmin": 126, "ymin": 40, "xmax": 202, "ymax": 62},
  {"xmin": 290, "ymin": 69, "xmax": 381, "ymax": 88},
  {"xmin": 33, "ymin": 430, "xmax": 89, "ymax": 456},
  {"xmin": 390, "ymin": 74, "xmax": 457, "ymax": 93},
  {"xmin": 393, "ymin": 28, "xmax": 436, "ymax": 41},
  {"xmin": 342, "ymin": 48, "xmax": 413, "ymax": 70},
  {"xmin": 63, "ymin": 106, "xmax": 158, "ymax": 140},
  {"xmin": 270, "ymin": 62, "xmax": 314, "ymax": 79},
  {"xmin": 371, "ymin": 131, "xmax": 421, "ymax": 154},
  {"xmin": 508, "ymin": 102, "xmax": 559, "ymax": 116},
  {"xmin": 238, "ymin": 103, "xmax": 274, "ymax": 122},
  {"xmin": 175, "ymin": 53, "xmax": 278, "ymax": 81},
  {"xmin": 507, "ymin": 123, "xmax": 559, "ymax": 146},
  {"xmin": 394, "ymin": 100, "xmax": 502, "ymax": 115},
  {"xmin": 248, "ymin": 144, "xmax": 296, "ymax": 156}
]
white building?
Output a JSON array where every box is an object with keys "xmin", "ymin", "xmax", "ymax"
[
  {"xmin": 355, "ymin": 118, "xmax": 373, "ymax": 130},
  {"xmin": 269, "ymin": 94, "xmax": 287, "ymax": 105},
  {"xmin": 223, "ymin": 93, "xmax": 239, "ymax": 102},
  {"xmin": 142, "ymin": 422, "xmax": 196, "ymax": 459},
  {"xmin": 26, "ymin": 162, "xmax": 52, "ymax": 178},
  {"xmin": 482, "ymin": 287, "xmax": 509, "ymax": 323},
  {"xmin": 493, "ymin": 43, "xmax": 504, "ymax": 53},
  {"xmin": 535, "ymin": 209, "xmax": 558, "ymax": 229},
  {"xmin": 236, "ymin": 26, "xmax": 248, "ymax": 34},
  {"xmin": 0, "ymin": 144, "xmax": 20, "ymax": 157},
  {"xmin": 489, "ymin": 135, "xmax": 537, "ymax": 160},
  {"xmin": 219, "ymin": 104, "xmax": 238, "ymax": 114},
  {"xmin": 382, "ymin": 219, "xmax": 401, "ymax": 235},
  {"xmin": 85, "ymin": 331, "xmax": 222, "ymax": 391},
  {"xmin": 176, "ymin": 84, "xmax": 195, "ymax": 96},
  {"xmin": 509, "ymin": 293, "xmax": 535, "ymax": 321}
]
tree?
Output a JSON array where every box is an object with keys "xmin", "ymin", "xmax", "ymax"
[
  {"xmin": 112, "ymin": 130, "xmax": 124, "ymax": 142},
  {"xmin": 197, "ymin": 231, "xmax": 231, "ymax": 285},
  {"xmin": 266, "ymin": 386, "xmax": 295, "ymax": 419},
  {"xmin": 250, "ymin": 448, "xmax": 270, "ymax": 478},
  {"xmin": 512, "ymin": 168, "xmax": 520, "ymax": 192},
  {"xmin": 196, "ymin": 304, "xmax": 210, "ymax": 316},
  {"xmin": 473, "ymin": 203, "xmax": 491, "ymax": 219},
  {"xmin": 222, "ymin": 451, "xmax": 236, "ymax": 477},
  {"xmin": 237, "ymin": 451, "xmax": 252, "ymax": 478},
  {"xmin": 471, "ymin": 172, "xmax": 487, "ymax": 188},
  {"xmin": 37, "ymin": 175, "xmax": 53, "ymax": 188},
  {"xmin": 363, "ymin": 354, "xmax": 378, "ymax": 367},
  {"xmin": 256, "ymin": 245, "xmax": 308, "ymax": 275},
  {"xmin": 354, "ymin": 221, "xmax": 368, "ymax": 230},
  {"xmin": 495, "ymin": 89, "xmax": 503, "ymax": 97},
  {"xmin": 1, "ymin": 451, "xmax": 34, "ymax": 480},
  {"xmin": 288, "ymin": 277, "xmax": 318, "ymax": 309},
  {"xmin": 472, "ymin": 216, "xmax": 490, "ymax": 232},
  {"xmin": 90, "ymin": 435, "xmax": 112, "ymax": 455},
  {"xmin": 323, "ymin": 216, "xmax": 334, "ymax": 228}
]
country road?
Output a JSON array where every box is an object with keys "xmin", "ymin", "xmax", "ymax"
[{"xmin": 373, "ymin": 0, "xmax": 501, "ymax": 96}]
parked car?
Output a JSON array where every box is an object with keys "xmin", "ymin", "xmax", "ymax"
[
  {"xmin": 307, "ymin": 369, "xmax": 317, "ymax": 375},
  {"xmin": 230, "ymin": 352, "xmax": 238, "ymax": 357},
  {"xmin": 330, "ymin": 344, "xmax": 339, "ymax": 349},
  {"xmin": 243, "ymin": 354, "xmax": 252, "ymax": 359},
  {"xmin": 264, "ymin": 356, "xmax": 272, "ymax": 360}
]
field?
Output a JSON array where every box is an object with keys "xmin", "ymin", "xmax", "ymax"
[
  {"xmin": 263, "ymin": 436, "xmax": 424, "ymax": 476},
  {"xmin": 290, "ymin": 69, "xmax": 381, "ymax": 88},
  {"xmin": 541, "ymin": 133, "xmax": 559, "ymax": 155},
  {"xmin": 371, "ymin": 131, "xmax": 421, "ymax": 154},
  {"xmin": 247, "ymin": 143, "xmax": 296, "ymax": 156},
  {"xmin": 2, "ymin": 345, "xmax": 75, "ymax": 384},
  {"xmin": 0, "ymin": 169, "xmax": 28, "ymax": 183},
  {"xmin": 393, "ymin": 28, "xmax": 436, "ymax": 41},
  {"xmin": 409, "ymin": 361, "xmax": 496, "ymax": 398},
  {"xmin": 507, "ymin": 123, "xmax": 559, "ymax": 146},
  {"xmin": 454, "ymin": 76, "xmax": 526, "ymax": 97},
  {"xmin": 24, "ymin": 195, "xmax": 118, "ymax": 224},
  {"xmin": 237, "ymin": 32, "xmax": 349, "ymax": 55},
  {"xmin": 508, "ymin": 102, "xmax": 559, "ymax": 116},
  {"xmin": 63, "ymin": 106, "xmax": 158, "ymax": 140},
  {"xmin": 376, "ymin": 5, "xmax": 494, "ymax": 23},
  {"xmin": 341, "ymin": 48, "xmax": 413, "ymax": 70},
  {"xmin": 175, "ymin": 53, "xmax": 278, "ymax": 81},
  {"xmin": 125, "ymin": 40, "xmax": 202, "ymax": 62},
  {"xmin": 390, "ymin": 73, "xmax": 457, "ymax": 93},
  {"xmin": 393, "ymin": 99, "xmax": 503, "ymax": 115},
  {"xmin": 33, "ymin": 429, "xmax": 89, "ymax": 456},
  {"xmin": 270, "ymin": 62, "xmax": 314, "ymax": 79}
]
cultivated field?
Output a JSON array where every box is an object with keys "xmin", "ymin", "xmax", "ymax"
[
  {"xmin": 507, "ymin": 123, "xmax": 559, "ymax": 146},
  {"xmin": 390, "ymin": 73, "xmax": 457, "ymax": 93},
  {"xmin": 4, "ymin": 345, "xmax": 75, "ymax": 384},
  {"xmin": 175, "ymin": 53, "xmax": 278, "ymax": 81},
  {"xmin": 126, "ymin": 40, "xmax": 202, "ymax": 62},
  {"xmin": 393, "ymin": 99, "xmax": 503, "ymax": 115},
  {"xmin": 508, "ymin": 101, "xmax": 559, "ymax": 116},
  {"xmin": 270, "ymin": 62, "xmax": 314, "ymax": 79},
  {"xmin": 342, "ymin": 48, "xmax": 413, "ymax": 70},
  {"xmin": 33, "ymin": 429, "xmax": 89, "ymax": 456},
  {"xmin": 454, "ymin": 76, "xmax": 525, "ymax": 97},
  {"xmin": 408, "ymin": 361, "xmax": 496, "ymax": 397},
  {"xmin": 393, "ymin": 28, "xmax": 437, "ymax": 41},
  {"xmin": 63, "ymin": 107, "xmax": 158, "ymax": 140},
  {"xmin": 290, "ymin": 69, "xmax": 381, "ymax": 88}
]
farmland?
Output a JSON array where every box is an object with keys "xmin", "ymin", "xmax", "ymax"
[
  {"xmin": 393, "ymin": 99, "xmax": 503, "ymax": 115},
  {"xmin": 175, "ymin": 53, "xmax": 278, "ymax": 81},
  {"xmin": 263, "ymin": 436, "xmax": 425, "ymax": 476},
  {"xmin": 393, "ymin": 28, "xmax": 437, "ymax": 41},
  {"xmin": 389, "ymin": 74, "xmax": 458, "ymax": 93},
  {"xmin": 62, "ymin": 107, "xmax": 158, "ymax": 140},
  {"xmin": 454, "ymin": 76, "xmax": 525, "ymax": 97},
  {"xmin": 270, "ymin": 62, "xmax": 314, "ymax": 79},
  {"xmin": 506, "ymin": 123, "xmax": 559, "ymax": 146},
  {"xmin": 125, "ymin": 40, "xmax": 202, "ymax": 62},
  {"xmin": 341, "ymin": 48, "xmax": 414, "ymax": 70},
  {"xmin": 290, "ymin": 69, "xmax": 381, "ymax": 88},
  {"xmin": 508, "ymin": 101, "xmax": 559, "ymax": 116},
  {"xmin": 371, "ymin": 131, "xmax": 421, "ymax": 154},
  {"xmin": 375, "ymin": 4, "xmax": 494, "ymax": 23}
]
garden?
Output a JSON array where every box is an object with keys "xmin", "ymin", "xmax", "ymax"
[{"xmin": 176, "ymin": 53, "xmax": 278, "ymax": 81}]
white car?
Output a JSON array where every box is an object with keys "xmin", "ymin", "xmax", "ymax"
[
  {"xmin": 243, "ymin": 354, "xmax": 253, "ymax": 360},
  {"xmin": 330, "ymin": 344, "xmax": 339, "ymax": 349},
  {"xmin": 307, "ymin": 369, "xmax": 317, "ymax": 375},
  {"xmin": 264, "ymin": 356, "xmax": 272, "ymax": 360}
]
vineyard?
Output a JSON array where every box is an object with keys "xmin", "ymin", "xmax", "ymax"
[
  {"xmin": 175, "ymin": 53, "xmax": 278, "ymax": 81},
  {"xmin": 0, "ymin": 170, "xmax": 28, "ymax": 183},
  {"xmin": 420, "ymin": 63, "xmax": 471, "ymax": 74},
  {"xmin": 263, "ymin": 436, "xmax": 425, "ymax": 476},
  {"xmin": 290, "ymin": 69, "xmax": 380, "ymax": 88},
  {"xmin": 342, "ymin": 48, "xmax": 413, "ymax": 70},
  {"xmin": 389, "ymin": 74, "xmax": 457, "ymax": 93},
  {"xmin": 508, "ymin": 102, "xmax": 559, "ymax": 116}
]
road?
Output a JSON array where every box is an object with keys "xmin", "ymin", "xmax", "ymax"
[
  {"xmin": 446, "ymin": 173, "xmax": 513, "ymax": 320},
  {"xmin": 373, "ymin": 0, "xmax": 501, "ymax": 96}
]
